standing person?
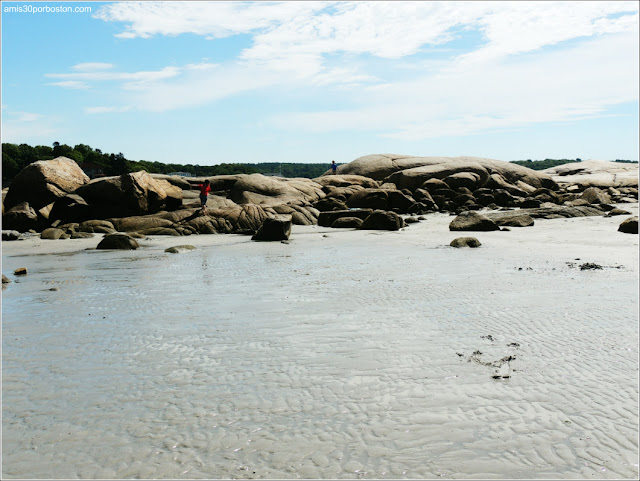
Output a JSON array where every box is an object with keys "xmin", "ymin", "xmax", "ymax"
[
  {"xmin": 330, "ymin": 160, "xmax": 337, "ymax": 174},
  {"xmin": 198, "ymin": 179, "xmax": 211, "ymax": 215}
]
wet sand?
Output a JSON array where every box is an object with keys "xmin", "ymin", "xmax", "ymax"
[{"xmin": 2, "ymin": 205, "xmax": 639, "ymax": 479}]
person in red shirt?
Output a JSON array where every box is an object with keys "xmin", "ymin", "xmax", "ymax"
[{"xmin": 198, "ymin": 179, "xmax": 211, "ymax": 215}]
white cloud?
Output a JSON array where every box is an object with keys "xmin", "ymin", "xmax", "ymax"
[
  {"xmin": 269, "ymin": 30, "xmax": 639, "ymax": 140},
  {"xmin": 72, "ymin": 62, "xmax": 115, "ymax": 71},
  {"xmin": 93, "ymin": 1, "xmax": 329, "ymax": 39},
  {"xmin": 86, "ymin": 106, "xmax": 133, "ymax": 114},
  {"xmin": 46, "ymin": 66, "xmax": 181, "ymax": 84},
  {"xmin": 46, "ymin": 80, "xmax": 90, "ymax": 89},
  {"xmin": 454, "ymin": 1, "xmax": 639, "ymax": 65},
  {"xmin": 1, "ymin": 109, "xmax": 59, "ymax": 143},
  {"xmin": 72, "ymin": 0, "xmax": 639, "ymax": 140},
  {"xmin": 15, "ymin": 112, "xmax": 43, "ymax": 122}
]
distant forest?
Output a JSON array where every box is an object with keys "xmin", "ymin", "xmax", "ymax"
[
  {"xmin": 2, "ymin": 141, "xmax": 637, "ymax": 183},
  {"xmin": 510, "ymin": 158, "xmax": 637, "ymax": 170},
  {"xmin": 1, "ymin": 142, "xmax": 331, "ymax": 183}
]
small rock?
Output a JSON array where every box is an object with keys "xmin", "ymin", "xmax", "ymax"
[
  {"xmin": 40, "ymin": 228, "xmax": 67, "ymax": 240},
  {"xmin": 579, "ymin": 262, "xmax": 603, "ymax": 270},
  {"xmin": 165, "ymin": 245, "xmax": 196, "ymax": 253},
  {"xmin": 14, "ymin": 267, "xmax": 27, "ymax": 276},
  {"xmin": 2, "ymin": 230, "xmax": 21, "ymax": 241},
  {"xmin": 2, "ymin": 274, "xmax": 11, "ymax": 284},
  {"xmin": 450, "ymin": 237, "xmax": 482, "ymax": 248}
]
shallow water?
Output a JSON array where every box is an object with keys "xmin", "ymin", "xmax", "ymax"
[{"xmin": 2, "ymin": 226, "xmax": 638, "ymax": 479}]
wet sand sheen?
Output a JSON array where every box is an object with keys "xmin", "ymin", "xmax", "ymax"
[{"xmin": 2, "ymin": 208, "xmax": 638, "ymax": 479}]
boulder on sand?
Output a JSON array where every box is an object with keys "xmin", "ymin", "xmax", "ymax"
[
  {"xmin": 359, "ymin": 210, "xmax": 405, "ymax": 231},
  {"xmin": 450, "ymin": 237, "xmax": 482, "ymax": 248},
  {"xmin": 252, "ymin": 216, "xmax": 292, "ymax": 241},
  {"xmin": 449, "ymin": 211, "xmax": 500, "ymax": 232},
  {"xmin": 96, "ymin": 233, "xmax": 140, "ymax": 250},
  {"xmin": 40, "ymin": 228, "xmax": 68, "ymax": 240},
  {"xmin": 2, "ymin": 202, "xmax": 39, "ymax": 232},
  {"xmin": 2, "ymin": 230, "xmax": 22, "ymax": 241},
  {"xmin": 165, "ymin": 245, "xmax": 197, "ymax": 253},
  {"xmin": 618, "ymin": 216, "xmax": 638, "ymax": 234},
  {"xmin": 3, "ymin": 156, "xmax": 90, "ymax": 211}
]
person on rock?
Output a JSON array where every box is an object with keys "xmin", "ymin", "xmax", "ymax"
[
  {"xmin": 330, "ymin": 160, "xmax": 337, "ymax": 174},
  {"xmin": 198, "ymin": 179, "xmax": 211, "ymax": 215}
]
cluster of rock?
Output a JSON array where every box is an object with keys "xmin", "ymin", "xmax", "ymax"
[{"xmin": 2, "ymin": 155, "xmax": 638, "ymax": 244}]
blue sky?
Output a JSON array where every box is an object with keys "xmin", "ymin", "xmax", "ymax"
[{"xmin": 1, "ymin": 1, "xmax": 639, "ymax": 165}]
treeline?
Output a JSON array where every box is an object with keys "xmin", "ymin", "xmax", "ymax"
[
  {"xmin": 2, "ymin": 142, "xmax": 129, "ymax": 181},
  {"xmin": 511, "ymin": 158, "xmax": 637, "ymax": 170},
  {"xmin": 1, "ymin": 142, "xmax": 331, "ymax": 183},
  {"xmin": 4, "ymin": 142, "xmax": 635, "ymax": 184}
]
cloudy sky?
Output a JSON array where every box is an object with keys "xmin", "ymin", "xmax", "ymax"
[{"xmin": 1, "ymin": 1, "xmax": 638, "ymax": 165}]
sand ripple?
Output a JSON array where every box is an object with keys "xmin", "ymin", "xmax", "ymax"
[{"xmin": 2, "ymin": 220, "xmax": 638, "ymax": 479}]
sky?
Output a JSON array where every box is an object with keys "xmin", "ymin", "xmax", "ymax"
[{"xmin": 1, "ymin": 1, "xmax": 639, "ymax": 165}]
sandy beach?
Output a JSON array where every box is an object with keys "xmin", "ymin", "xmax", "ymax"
[{"xmin": 2, "ymin": 205, "xmax": 639, "ymax": 479}]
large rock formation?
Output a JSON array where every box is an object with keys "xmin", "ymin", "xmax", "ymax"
[
  {"xmin": 75, "ymin": 170, "xmax": 182, "ymax": 218},
  {"xmin": 336, "ymin": 154, "xmax": 557, "ymax": 193},
  {"xmin": 229, "ymin": 174, "xmax": 324, "ymax": 206},
  {"xmin": 3, "ymin": 156, "xmax": 90, "ymax": 211},
  {"xmin": 544, "ymin": 160, "xmax": 639, "ymax": 189}
]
